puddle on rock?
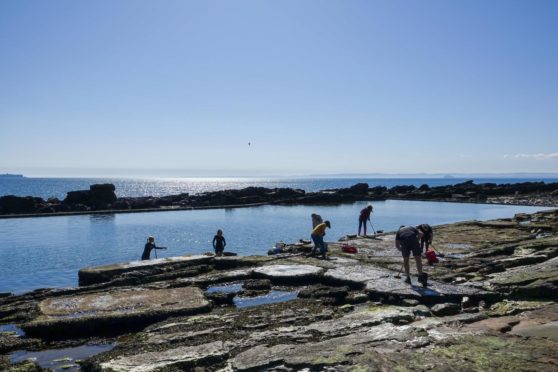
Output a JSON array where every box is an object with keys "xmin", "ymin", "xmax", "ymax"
[
  {"xmin": 0, "ymin": 323, "xmax": 26, "ymax": 337},
  {"xmin": 234, "ymin": 290, "xmax": 298, "ymax": 308},
  {"xmin": 205, "ymin": 283, "xmax": 243, "ymax": 294},
  {"xmin": 9, "ymin": 343, "xmax": 115, "ymax": 371},
  {"xmin": 411, "ymin": 287, "xmax": 442, "ymax": 296}
]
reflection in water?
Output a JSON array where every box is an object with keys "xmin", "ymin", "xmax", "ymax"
[
  {"xmin": 9, "ymin": 343, "xmax": 115, "ymax": 372},
  {"xmin": 206, "ymin": 283, "xmax": 243, "ymax": 294},
  {"xmin": 89, "ymin": 214, "xmax": 116, "ymax": 222},
  {"xmin": 0, "ymin": 324, "xmax": 25, "ymax": 336},
  {"xmin": 234, "ymin": 290, "xmax": 299, "ymax": 308}
]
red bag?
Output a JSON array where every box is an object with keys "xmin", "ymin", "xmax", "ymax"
[
  {"xmin": 342, "ymin": 244, "xmax": 358, "ymax": 254},
  {"xmin": 425, "ymin": 248, "xmax": 438, "ymax": 264}
]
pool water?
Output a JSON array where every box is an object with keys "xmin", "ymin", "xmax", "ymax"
[{"xmin": 0, "ymin": 200, "xmax": 549, "ymax": 294}]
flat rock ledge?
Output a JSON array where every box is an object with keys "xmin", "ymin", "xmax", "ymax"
[
  {"xmin": 253, "ymin": 264, "xmax": 325, "ymax": 284},
  {"xmin": 99, "ymin": 341, "xmax": 228, "ymax": 372},
  {"xmin": 22, "ymin": 287, "xmax": 210, "ymax": 339},
  {"xmin": 78, "ymin": 255, "xmax": 213, "ymax": 285}
]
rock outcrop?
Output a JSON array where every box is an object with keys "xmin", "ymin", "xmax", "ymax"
[{"xmin": 2, "ymin": 180, "xmax": 558, "ymax": 217}]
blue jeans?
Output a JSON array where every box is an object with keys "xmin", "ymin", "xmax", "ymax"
[{"xmin": 311, "ymin": 234, "xmax": 327, "ymax": 255}]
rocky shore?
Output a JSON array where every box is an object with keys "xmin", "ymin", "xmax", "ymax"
[
  {"xmin": 1, "ymin": 180, "xmax": 558, "ymax": 217},
  {"xmin": 1, "ymin": 208, "xmax": 557, "ymax": 371}
]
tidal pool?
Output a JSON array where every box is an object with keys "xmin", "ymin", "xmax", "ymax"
[
  {"xmin": 234, "ymin": 290, "xmax": 299, "ymax": 308},
  {"xmin": 0, "ymin": 200, "xmax": 550, "ymax": 294},
  {"xmin": 9, "ymin": 343, "xmax": 115, "ymax": 372}
]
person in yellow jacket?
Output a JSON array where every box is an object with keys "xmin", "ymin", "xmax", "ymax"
[{"xmin": 310, "ymin": 220, "xmax": 331, "ymax": 258}]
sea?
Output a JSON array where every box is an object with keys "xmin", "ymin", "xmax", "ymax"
[
  {"xmin": 2, "ymin": 176, "xmax": 558, "ymax": 200},
  {"xmin": 1, "ymin": 176, "xmax": 556, "ymax": 294}
]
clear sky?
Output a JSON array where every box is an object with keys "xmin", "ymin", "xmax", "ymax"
[{"xmin": 1, "ymin": 0, "xmax": 557, "ymax": 177}]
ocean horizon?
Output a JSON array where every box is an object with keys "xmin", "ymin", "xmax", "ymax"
[{"xmin": 2, "ymin": 176, "xmax": 558, "ymax": 201}]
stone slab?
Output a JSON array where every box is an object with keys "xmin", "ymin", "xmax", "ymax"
[
  {"xmin": 78, "ymin": 255, "xmax": 213, "ymax": 285},
  {"xmin": 23, "ymin": 287, "xmax": 211, "ymax": 338},
  {"xmin": 323, "ymin": 265, "xmax": 393, "ymax": 288},
  {"xmin": 365, "ymin": 277, "xmax": 494, "ymax": 303},
  {"xmin": 253, "ymin": 264, "xmax": 324, "ymax": 284},
  {"xmin": 99, "ymin": 341, "xmax": 228, "ymax": 371}
]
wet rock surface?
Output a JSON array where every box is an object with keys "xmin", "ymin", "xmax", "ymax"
[{"xmin": 1, "ymin": 209, "xmax": 557, "ymax": 370}]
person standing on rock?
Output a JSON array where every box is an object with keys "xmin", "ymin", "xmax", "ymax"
[
  {"xmin": 311, "ymin": 213, "xmax": 323, "ymax": 228},
  {"xmin": 358, "ymin": 205, "xmax": 373, "ymax": 236},
  {"xmin": 141, "ymin": 236, "xmax": 167, "ymax": 260},
  {"xmin": 310, "ymin": 220, "xmax": 331, "ymax": 259},
  {"xmin": 213, "ymin": 229, "xmax": 227, "ymax": 257},
  {"xmin": 395, "ymin": 226, "xmax": 428, "ymax": 286}
]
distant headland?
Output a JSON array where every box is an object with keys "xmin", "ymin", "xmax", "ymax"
[
  {"xmin": 0, "ymin": 173, "xmax": 24, "ymax": 178},
  {"xmin": 1, "ymin": 180, "xmax": 557, "ymax": 218}
]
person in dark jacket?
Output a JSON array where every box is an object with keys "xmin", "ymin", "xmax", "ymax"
[
  {"xmin": 395, "ymin": 226, "xmax": 427, "ymax": 286},
  {"xmin": 212, "ymin": 229, "xmax": 226, "ymax": 256},
  {"xmin": 358, "ymin": 205, "xmax": 373, "ymax": 236},
  {"xmin": 141, "ymin": 236, "xmax": 166, "ymax": 260}
]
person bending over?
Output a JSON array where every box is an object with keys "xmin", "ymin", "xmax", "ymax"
[
  {"xmin": 395, "ymin": 226, "xmax": 427, "ymax": 286},
  {"xmin": 311, "ymin": 220, "xmax": 331, "ymax": 259},
  {"xmin": 358, "ymin": 205, "xmax": 373, "ymax": 236}
]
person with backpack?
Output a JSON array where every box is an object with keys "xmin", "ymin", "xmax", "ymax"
[
  {"xmin": 311, "ymin": 213, "xmax": 323, "ymax": 228},
  {"xmin": 212, "ymin": 229, "xmax": 227, "ymax": 256},
  {"xmin": 141, "ymin": 236, "xmax": 167, "ymax": 260},
  {"xmin": 310, "ymin": 220, "xmax": 331, "ymax": 259},
  {"xmin": 395, "ymin": 225, "xmax": 428, "ymax": 286},
  {"xmin": 358, "ymin": 205, "xmax": 373, "ymax": 236}
]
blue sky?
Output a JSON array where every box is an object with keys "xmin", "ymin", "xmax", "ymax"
[{"xmin": 1, "ymin": 0, "xmax": 557, "ymax": 177}]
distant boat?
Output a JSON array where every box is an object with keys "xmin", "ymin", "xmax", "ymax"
[{"xmin": 0, "ymin": 173, "xmax": 24, "ymax": 178}]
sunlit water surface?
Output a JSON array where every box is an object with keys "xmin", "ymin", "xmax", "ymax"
[
  {"xmin": 0, "ymin": 200, "xmax": 550, "ymax": 294},
  {"xmin": 2, "ymin": 176, "xmax": 557, "ymax": 199}
]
